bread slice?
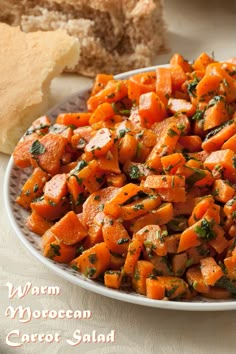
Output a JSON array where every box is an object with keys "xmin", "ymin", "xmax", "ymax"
[
  {"xmin": 0, "ymin": 23, "xmax": 80, "ymax": 154},
  {"xmin": 0, "ymin": 0, "xmax": 166, "ymax": 77}
]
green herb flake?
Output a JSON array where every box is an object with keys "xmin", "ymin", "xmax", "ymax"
[
  {"xmin": 33, "ymin": 184, "xmax": 39, "ymax": 193},
  {"xmin": 71, "ymin": 264, "xmax": 79, "ymax": 271},
  {"xmin": 194, "ymin": 218, "xmax": 216, "ymax": 241},
  {"xmin": 186, "ymin": 168, "xmax": 206, "ymax": 187},
  {"xmin": 167, "ymin": 128, "xmax": 178, "ymax": 137},
  {"xmin": 133, "ymin": 204, "xmax": 144, "ymax": 211},
  {"xmin": 94, "ymin": 195, "xmax": 101, "ymax": 201},
  {"xmin": 117, "ymin": 238, "xmax": 130, "ymax": 245},
  {"xmin": 128, "ymin": 165, "xmax": 142, "ymax": 180},
  {"xmin": 88, "ymin": 253, "xmax": 97, "ymax": 264},
  {"xmin": 50, "ymin": 244, "xmax": 61, "ymax": 257},
  {"xmin": 75, "ymin": 160, "xmax": 88, "ymax": 172},
  {"xmin": 30, "ymin": 140, "xmax": 46, "ymax": 155},
  {"xmin": 187, "ymin": 77, "xmax": 200, "ymax": 97},
  {"xmin": 232, "ymin": 156, "xmax": 236, "ymax": 169},
  {"xmin": 118, "ymin": 128, "xmax": 130, "ymax": 138},
  {"xmin": 99, "ymin": 204, "xmax": 104, "ymax": 211},
  {"xmin": 85, "ymin": 267, "xmax": 97, "ymax": 278}
]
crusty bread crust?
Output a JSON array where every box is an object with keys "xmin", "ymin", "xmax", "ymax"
[
  {"xmin": 0, "ymin": 23, "xmax": 80, "ymax": 154},
  {"xmin": 0, "ymin": 0, "xmax": 166, "ymax": 77}
]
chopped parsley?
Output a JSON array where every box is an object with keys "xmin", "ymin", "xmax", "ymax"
[
  {"xmin": 167, "ymin": 128, "xmax": 178, "ymax": 137},
  {"xmin": 118, "ymin": 128, "xmax": 130, "ymax": 138},
  {"xmin": 50, "ymin": 244, "xmax": 61, "ymax": 257},
  {"xmin": 30, "ymin": 140, "xmax": 46, "ymax": 155},
  {"xmin": 187, "ymin": 76, "xmax": 200, "ymax": 97},
  {"xmin": 88, "ymin": 253, "xmax": 97, "ymax": 264},
  {"xmin": 117, "ymin": 238, "xmax": 130, "ymax": 245},
  {"xmin": 128, "ymin": 165, "xmax": 142, "ymax": 180},
  {"xmin": 33, "ymin": 184, "xmax": 39, "ymax": 193},
  {"xmin": 194, "ymin": 218, "xmax": 216, "ymax": 240},
  {"xmin": 133, "ymin": 204, "xmax": 144, "ymax": 211}
]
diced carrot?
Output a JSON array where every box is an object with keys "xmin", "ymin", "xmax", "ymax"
[
  {"xmin": 104, "ymin": 270, "xmax": 122, "ymax": 289},
  {"xmin": 71, "ymin": 242, "xmax": 110, "ymax": 279},
  {"xmin": 132, "ymin": 260, "xmax": 155, "ymax": 295},
  {"xmin": 188, "ymin": 195, "xmax": 214, "ymax": 226},
  {"xmin": 26, "ymin": 211, "xmax": 53, "ymax": 236},
  {"xmin": 43, "ymin": 239, "xmax": 77, "ymax": 263},
  {"xmin": 30, "ymin": 133, "xmax": 68, "ymax": 175},
  {"xmin": 178, "ymin": 135, "xmax": 202, "ymax": 153},
  {"xmin": 186, "ymin": 266, "xmax": 209, "ymax": 293},
  {"xmin": 30, "ymin": 197, "xmax": 70, "ymax": 221},
  {"xmin": 208, "ymin": 224, "xmax": 228, "ymax": 254},
  {"xmin": 146, "ymin": 278, "xmax": 165, "ymax": 300},
  {"xmin": 89, "ymin": 102, "xmax": 115, "ymax": 125},
  {"xmin": 203, "ymin": 287, "xmax": 231, "ymax": 299},
  {"xmin": 202, "ymin": 119, "xmax": 236, "ymax": 152},
  {"xmin": 139, "ymin": 91, "xmax": 167, "ymax": 125},
  {"xmin": 91, "ymin": 74, "xmax": 114, "ymax": 96},
  {"xmin": 120, "ymin": 194, "xmax": 161, "ymax": 221},
  {"xmin": 170, "ymin": 64, "xmax": 188, "ymax": 91},
  {"xmin": 172, "ymin": 252, "xmax": 188, "ymax": 276},
  {"xmin": 103, "ymin": 183, "xmax": 141, "ymax": 218},
  {"xmin": 200, "ymin": 257, "xmax": 224, "ymax": 286},
  {"xmin": 168, "ymin": 98, "xmax": 196, "ymax": 117},
  {"xmin": 85, "ymin": 128, "xmax": 114, "ymax": 159},
  {"xmin": 192, "ymin": 52, "xmax": 215, "ymax": 72},
  {"xmin": 161, "ymin": 152, "xmax": 186, "ymax": 174},
  {"xmin": 135, "ymin": 224, "xmax": 167, "ymax": 257},
  {"xmin": 143, "ymin": 175, "xmax": 185, "ymax": 189},
  {"xmin": 106, "ymin": 173, "xmax": 127, "ymax": 188},
  {"xmin": 213, "ymin": 179, "xmax": 235, "ymax": 203},
  {"xmin": 177, "ymin": 222, "xmax": 202, "ymax": 253},
  {"xmin": 56, "ymin": 113, "xmax": 91, "ymax": 127},
  {"xmin": 108, "ymin": 254, "xmax": 125, "ymax": 270},
  {"xmin": 169, "ymin": 53, "xmax": 192, "ymax": 73},
  {"xmin": 128, "ymin": 71, "xmax": 156, "ymax": 103},
  {"xmin": 16, "ymin": 167, "xmax": 49, "ymax": 210},
  {"xmin": 203, "ymin": 99, "xmax": 229, "ymax": 130},
  {"xmin": 224, "ymin": 256, "xmax": 236, "ymax": 280},
  {"xmin": 123, "ymin": 239, "xmax": 143, "ymax": 276},
  {"xmin": 165, "ymin": 234, "xmax": 181, "ymax": 254},
  {"xmin": 13, "ymin": 133, "xmax": 38, "ymax": 168},
  {"xmin": 82, "ymin": 186, "xmax": 118, "ymax": 227},
  {"xmin": 155, "ymin": 67, "xmax": 172, "ymax": 104},
  {"xmin": 204, "ymin": 149, "xmax": 235, "ymax": 178},
  {"xmin": 87, "ymin": 80, "xmax": 128, "ymax": 111},
  {"xmin": 49, "ymin": 211, "xmax": 87, "ymax": 245},
  {"xmin": 130, "ymin": 202, "xmax": 174, "ymax": 233},
  {"xmin": 221, "ymin": 133, "xmax": 236, "ymax": 152},
  {"xmin": 152, "ymin": 113, "xmax": 190, "ymax": 137},
  {"xmin": 44, "ymin": 173, "xmax": 67, "ymax": 205},
  {"xmin": 102, "ymin": 217, "xmax": 131, "ymax": 255},
  {"xmin": 158, "ymin": 188, "xmax": 186, "ymax": 203},
  {"xmin": 97, "ymin": 143, "xmax": 121, "ymax": 174},
  {"xmin": 152, "ymin": 276, "xmax": 189, "ymax": 299},
  {"xmin": 196, "ymin": 75, "xmax": 222, "ymax": 103},
  {"xmin": 118, "ymin": 133, "xmax": 137, "ymax": 164}
]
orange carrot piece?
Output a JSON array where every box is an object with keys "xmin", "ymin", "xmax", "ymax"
[
  {"xmin": 178, "ymin": 135, "xmax": 202, "ymax": 153},
  {"xmin": 200, "ymin": 257, "xmax": 224, "ymax": 286},
  {"xmin": 128, "ymin": 71, "xmax": 156, "ymax": 103},
  {"xmin": 202, "ymin": 120, "xmax": 236, "ymax": 152},
  {"xmin": 102, "ymin": 217, "xmax": 131, "ymax": 255},
  {"xmin": 203, "ymin": 100, "xmax": 229, "ymax": 131},
  {"xmin": 204, "ymin": 149, "xmax": 235, "ymax": 176},
  {"xmin": 82, "ymin": 186, "xmax": 118, "ymax": 227},
  {"xmin": 71, "ymin": 242, "xmax": 110, "ymax": 279},
  {"xmin": 213, "ymin": 179, "xmax": 235, "ymax": 203},
  {"xmin": 120, "ymin": 195, "xmax": 161, "ymax": 221},
  {"xmin": 161, "ymin": 153, "xmax": 186, "ymax": 174},
  {"xmin": 172, "ymin": 252, "xmax": 188, "ymax": 276},
  {"xmin": 49, "ymin": 211, "xmax": 87, "ymax": 245},
  {"xmin": 154, "ymin": 276, "xmax": 188, "ymax": 299},
  {"xmin": 158, "ymin": 188, "xmax": 186, "ymax": 203},
  {"xmin": 106, "ymin": 173, "xmax": 127, "ymax": 188},
  {"xmin": 177, "ymin": 222, "xmax": 202, "ymax": 253},
  {"xmin": 169, "ymin": 53, "xmax": 192, "ymax": 73},
  {"xmin": 13, "ymin": 133, "xmax": 38, "ymax": 168},
  {"xmin": 97, "ymin": 143, "xmax": 121, "ymax": 174},
  {"xmin": 26, "ymin": 211, "xmax": 53, "ymax": 236},
  {"xmin": 89, "ymin": 102, "xmax": 115, "ymax": 125},
  {"xmin": 44, "ymin": 173, "xmax": 68, "ymax": 205},
  {"xmin": 170, "ymin": 64, "xmax": 188, "ymax": 91},
  {"xmin": 155, "ymin": 67, "xmax": 172, "ymax": 104},
  {"xmin": 56, "ymin": 113, "xmax": 91, "ymax": 127},
  {"xmin": 186, "ymin": 266, "xmax": 209, "ymax": 294},
  {"xmin": 208, "ymin": 224, "xmax": 228, "ymax": 254},
  {"xmin": 168, "ymin": 98, "xmax": 196, "ymax": 117},
  {"xmin": 188, "ymin": 195, "xmax": 214, "ymax": 226},
  {"xmin": 146, "ymin": 278, "xmax": 165, "ymax": 300},
  {"xmin": 165, "ymin": 234, "xmax": 181, "ymax": 254},
  {"xmin": 130, "ymin": 202, "xmax": 174, "ymax": 233},
  {"xmin": 104, "ymin": 270, "xmax": 122, "ymax": 289},
  {"xmin": 43, "ymin": 239, "xmax": 77, "ymax": 263},
  {"xmin": 221, "ymin": 133, "xmax": 236, "ymax": 152},
  {"xmin": 123, "ymin": 239, "xmax": 143, "ymax": 276},
  {"xmin": 224, "ymin": 256, "xmax": 236, "ymax": 280},
  {"xmin": 139, "ymin": 91, "xmax": 167, "ymax": 125},
  {"xmin": 143, "ymin": 175, "xmax": 185, "ymax": 189},
  {"xmin": 30, "ymin": 197, "xmax": 70, "ymax": 221},
  {"xmin": 16, "ymin": 167, "xmax": 49, "ymax": 210},
  {"xmin": 132, "ymin": 260, "xmax": 155, "ymax": 295},
  {"xmin": 85, "ymin": 128, "xmax": 114, "ymax": 158},
  {"xmin": 135, "ymin": 224, "xmax": 167, "ymax": 257},
  {"xmin": 30, "ymin": 133, "xmax": 67, "ymax": 175},
  {"xmin": 196, "ymin": 75, "xmax": 222, "ymax": 103},
  {"xmin": 91, "ymin": 74, "xmax": 114, "ymax": 96},
  {"xmin": 103, "ymin": 183, "xmax": 141, "ymax": 218},
  {"xmin": 118, "ymin": 133, "xmax": 137, "ymax": 164},
  {"xmin": 203, "ymin": 287, "xmax": 231, "ymax": 299},
  {"xmin": 192, "ymin": 52, "xmax": 214, "ymax": 72},
  {"xmin": 108, "ymin": 254, "xmax": 125, "ymax": 270},
  {"xmin": 87, "ymin": 80, "xmax": 128, "ymax": 111}
]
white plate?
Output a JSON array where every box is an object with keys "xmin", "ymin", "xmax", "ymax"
[{"xmin": 4, "ymin": 66, "xmax": 236, "ymax": 311}]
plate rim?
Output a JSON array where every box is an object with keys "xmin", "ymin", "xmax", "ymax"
[{"xmin": 4, "ymin": 65, "xmax": 236, "ymax": 311}]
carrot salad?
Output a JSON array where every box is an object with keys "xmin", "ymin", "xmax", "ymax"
[{"xmin": 13, "ymin": 52, "xmax": 236, "ymax": 301}]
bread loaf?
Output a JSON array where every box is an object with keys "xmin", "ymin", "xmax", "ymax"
[
  {"xmin": 0, "ymin": 0, "xmax": 166, "ymax": 77},
  {"xmin": 0, "ymin": 23, "xmax": 80, "ymax": 154}
]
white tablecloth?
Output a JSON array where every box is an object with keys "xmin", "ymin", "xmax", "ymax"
[{"xmin": 1, "ymin": 1, "xmax": 236, "ymax": 353}]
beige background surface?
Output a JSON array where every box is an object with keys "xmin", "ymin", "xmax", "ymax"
[{"xmin": 1, "ymin": 1, "xmax": 236, "ymax": 353}]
